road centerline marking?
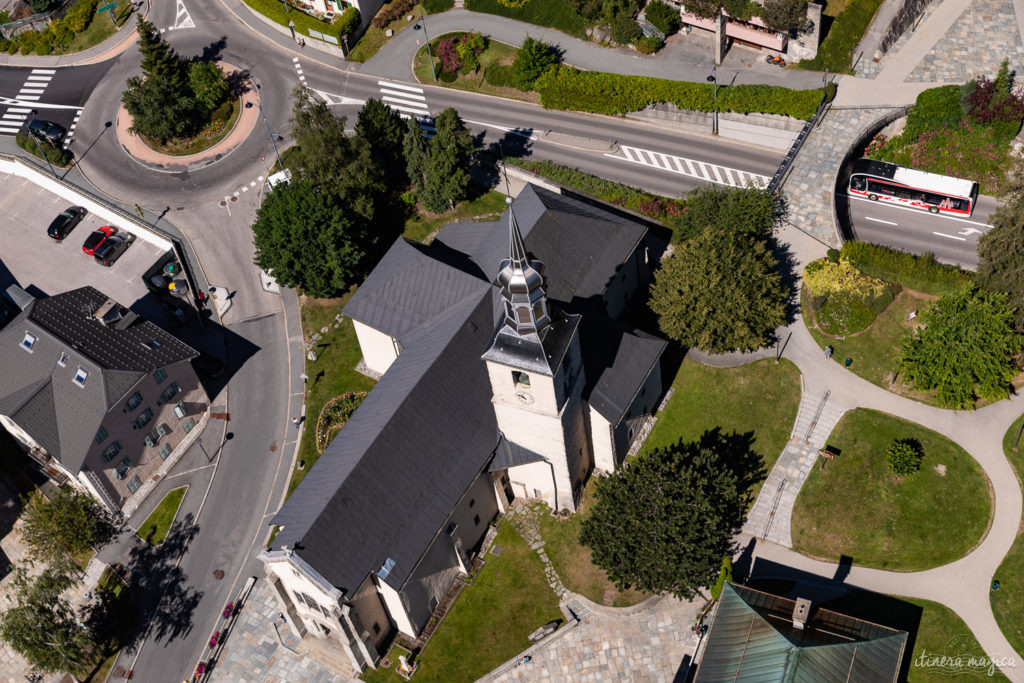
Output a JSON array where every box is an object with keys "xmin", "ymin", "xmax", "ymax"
[
  {"xmin": 932, "ymin": 232, "xmax": 967, "ymax": 241},
  {"xmin": 864, "ymin": 216, "xmax": 898, "ymax": 226}
]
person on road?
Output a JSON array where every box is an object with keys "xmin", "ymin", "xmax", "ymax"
[{"xmin": 292, "ymin": 417, "xmax": 300, "ymax": 430}]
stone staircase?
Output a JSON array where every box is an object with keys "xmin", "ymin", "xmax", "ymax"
[{"xmin": 742, "ymin": 388, "xmax": 848, "ymax": 547}]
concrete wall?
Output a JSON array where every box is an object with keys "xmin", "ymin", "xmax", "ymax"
[
  {"xmin": 376, "ymin": 576, "xmax": 416, "ymax": 638},
  {"xmin": 352, "ymin": 320, "xmax": 399, "ymax": 376},
  {"xmin": 788, "ymin": 1, "xmax": 823, "ymax": 60},
  {"xmin": 628, "ymin": 104, "xmax": 802, "ymax": 150},
  {"xmin": 589, "ymin": 408, "xmax": 615, "ymax": 473}
]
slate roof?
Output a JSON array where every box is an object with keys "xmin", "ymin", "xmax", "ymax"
[
  {"xmin": 488, "ymin": 435, "xmax": 548, "ymax": 472},
  {"xmin": 696, "ymin": 583, "xmax": 907, "ymax": 683},
  {"xmin": 0, "ymin": 287, "xmax": 198, "ymax": 473},
  {"xmin": 584, "ymin": 324, "xmax": 667, "ymax": 424},
  {"xmin": 481, "ymin": 307, "xmax": 580, "ymax": 376}
]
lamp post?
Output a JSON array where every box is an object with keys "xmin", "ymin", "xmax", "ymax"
[
  {"xmin": 28, "ymin": 109, "xmax": 58, "ymax": 178},
  {"xmin": 413, "ymin": 10, "xmax": 437, "ymax": 83},
  {"xmin": 248, "ymin": 79, "xmax": 283, "ymax": 169},
  {"xmin": 706, "ymin": 67, "xmax": 718, "ymax": 135}
]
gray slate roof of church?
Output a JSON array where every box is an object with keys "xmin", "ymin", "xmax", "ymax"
[
  {"xmin": 0, "ymin": 287, "xmax": 197, "ymax": 473},
  {"xmin": 586, "ymin": 326, "xmax": 667, "ymax": 424}
]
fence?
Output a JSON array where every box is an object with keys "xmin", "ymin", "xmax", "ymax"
[
  {"xmin": 767, "ymin": 94, "xmax": 832, "ymax": 193},
  {"xmin": 0, "ymin": 0, "xmax": 76, "ymax": 39}
]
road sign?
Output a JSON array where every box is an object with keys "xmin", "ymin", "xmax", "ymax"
[{"xmin": 96, "ymin": 1, "xmax": 116, "ymax": 12}]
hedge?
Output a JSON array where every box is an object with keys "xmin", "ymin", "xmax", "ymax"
[
  {"xmin": 839, "ymin": 241, "xmax": 973, "ymax": 296},
  {"xmin": 796, "ymin": 0, "xmax": 883, "ymax": 73},
  {"xmin": 534, "ymin": 66, "xmax": 826, "ymax": 120},
  {"xmin": 16, "ymin": 133, "xmax": 71, "ymax": 167},
  {"xmin": 242, "ymin": 0, "xmax": 351, "ymax": 42}
]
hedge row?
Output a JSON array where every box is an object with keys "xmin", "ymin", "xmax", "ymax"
[
  {"xmin": 796, "ymin": 0, "xmax": 883, "ymax": 73},
  {"xmin": 839, "ymin": 241, "xmax": 973, "ymax": 296},
  {"xmin": 242, "ymin": 0, "xmax": 354, "ymax": 42},
  {"xmin": 16, "ymin": 133, "xmax": 71, "ymax": 167},
  {"xmin": 534, "ymin": 66, "xmax": 826, "ymax": 120}
]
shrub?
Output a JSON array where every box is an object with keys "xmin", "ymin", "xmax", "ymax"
[
  {"xmin": 609, "ymin": 15, "xmax": 642, "ymax": 44},
  {"xmin": 796, "ymin": 0, "xmax": 883, "ymax": 73},
  {"xmin": 335, "ymin": 6, "xmax": 360, "ymax": 38},
  {"xmin": 815, "ymin": 290, "xmax": 877, "ymax": 334},
  {"xmin": 512, "ymin": 35, "xmax": 561, "ymax": 90},
  {"xmin": 436, "ymin": 35, "xmax": 463, "ymax": 73},
  {"xmin": 64, "ymin": 0, "xmax": 98, "ymax": 33},
  {"xmin": 16, "ymin": 132, "xmax": 72, "ymax": 167},
  {"xmin": 709, "ymin": 556, "xmax": 733, "ymax": 600},
  {"xmin": 485, "ymin": 63, "xmax": 518, "ymax": 88},
  {"xmin": 372, "ymin": 0, "xmax": 417, "ymax": 28},
  {"xmin": 315, "ymin": 392, "xmax": 368, "ymax": 454},
  {"xmin": 645, "ymin": 0, "xmax": 680, "ymax": 35},
  {"xmin": 422, "ymin": 0, "xmax": 454, "ymax": 11},
  {"xmin": 534, "ymin": 66, "xmax": 825, "ymax": 120},
  {"xmin": 438, "ymin": 68, "xmax": 458, "ymax": 82},
  {"xmin": 210, "ymin": 100, "xmax": 234, "ymax": 123},
  {"xmin": 721, "ymin": 0, "xmax": 761, "ymax": 20},
  {"xmin": 903, "ymin": 85, "xmax": 962, "ymax": 141},
  {"xmin": 635, "ymin": 35, "xmax": 663, "ymax": 53},
  {"xmin": 498, "ymin": 0, "xmax": 531, "ymax": 6},
  {"xmin": 804, "ymin": 257, "xmax": 889, "ymax": 300},
  {"xmin": 886, "ymin": 438, "xmax": 923, "ymax": 476},
  {"xmin": 839, "ymin": 241, "xmax": 973, "ymax": 296}
]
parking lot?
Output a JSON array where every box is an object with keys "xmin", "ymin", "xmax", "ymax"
[{"xmin": 0, "ymin": 174, "xmax": 167, "ymax": 307}]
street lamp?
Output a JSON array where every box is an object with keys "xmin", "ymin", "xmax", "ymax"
[
  {"xmin": 706, "ymin": 67, "xmax": 718, "ymax": 136},
  {"xmin": 413, "ymin": 10, "xmax": 437, "ymax": 83},
  {"xmin": 247, "ymin": 79, "xmax": 283, "ymax": 170},
  {"xmin": 28, "ymin": 109, "xmax": 58, "ymax": 178}
]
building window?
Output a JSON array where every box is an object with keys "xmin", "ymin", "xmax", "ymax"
[
  {"xmin": 102, "ymin": 441, "xmax": 122, "ymax": 462},
  {"xmin": 126, "ymin": 476, "xmax": 142, "ymax": 493},
  {"xmin": 372, "ymin": 622, "xmax": 381, "ymax": 635},
  {"xmin": 161, "ymin": 383, "xmax": 180, "ymax": 403},
  {"xmin": 154, "ymin": 368, "xmax": 167, "ymax": 384},
  {"xmin": 174, "ymin": 402, "xmax": 186, "ymax": 419},
  {"xmin": 133, "ymin": 408, "xmax": 153, "ymax": 429},
  {"xmin": 512, "ymin": 371, "xmax": 530, "ymax": 387},
  {"xmin": 183, "ymin": 417, "xmax": 196, "ymax": 433},
  {"xmin": 156, "ymin": 423, "xmax": 168, "ymax": 438},
  {"xmin": 115, "ymin": 457, "xmax": 133, "ymax": 480},
  {"xmin": 474, "ymin": 514, "xmax": 480, "ymax": 525},
  {"xmin": 73, "ymin": 367, "xmax": 88, "ymax": 387},
  {"xmin": 95, "ymin": 426, "xmax": 108, "ymax": 444},
  {"xmin": 21, "ymin": 332, "xmax": 35, "ymax": 352},
  {"xmin": 126, "ymin": 392, "xmax": 143, "ymax": 411},
  {"xmin": 58, "ymin": 352, "xmax": 68, "ymax": 367},
  {"xmin": 469, "ymin": 498, "xmax": 475, "ymax": 508},
  {"xmin": 158, "ymin": 444, "xmax": 172, "ymax": 459}
]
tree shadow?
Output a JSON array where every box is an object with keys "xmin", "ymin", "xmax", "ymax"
[
  {"xmin": 769, "ymin": 233, "xmax": 801, "ymax": 326},
  {"xmin": 695, "ymin": 427, "xmax": 767, "ymax": 499},
  {"xmin": 195, "ymin": 36, "xmax": 227, "ymax": 64}
]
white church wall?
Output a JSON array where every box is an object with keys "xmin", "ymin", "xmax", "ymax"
[
  {"xmin": 492, "ymin": 404, "xmax": 570, "ymax": 465},
  {"xmin": 352, "ymin": 320, "xmax": 400, "ymax": 376},
  {"xmin": 376, "ymin": 577, "xmax": 417, "ymax": 638},
  {"xmin": 507, "ymin": 460, "xmax": 566, "ymax": 510},
  {"xmin": 589, "ymin": 407, "xmax": 616, "ymax": 473},
  {"xmin": 486, "ymin": 361, "xmax": 560, "ymax": 416},
  {"xmin": 263, "ymin": 557, "xmax": 342, "ymax": 638}
]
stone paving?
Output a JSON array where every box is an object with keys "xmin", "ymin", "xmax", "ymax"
[
  {"xmin": 906, "ymin": 0, "xmax": 1024, "ymax": 81},
  {"xmin": 505, "ymin": 503, "xmax": 585, "ymax": 614},
  {"xmin": 856, "ymin": 2, "xmax": 941, "ymax": 78}
]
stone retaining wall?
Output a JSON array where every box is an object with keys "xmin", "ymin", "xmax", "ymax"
[{"xmin": 629, "ymin": 103, "xmax": 804, "ymax": 150}]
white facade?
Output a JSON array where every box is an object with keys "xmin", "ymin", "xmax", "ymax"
[
  {"xmin": 352, "ymin": 319, "xmax": 401, "ymax": 376},
  {"xmin": 589, "ymin": 408, "xmax": 615, "ymax": 473}
]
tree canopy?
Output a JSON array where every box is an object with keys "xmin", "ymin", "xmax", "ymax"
[
  {"xmin": 355, "ymin": 97, "xmax": 408, "ymax": 182},
  {"xmin": 669, "ymin": 185, "xmax": 783, "ymax": 242},
  {"xmin": 760, "ymin": 0, "xmax": 812, "ymax": 35},
  {"xmin": 512, "ymin": 36, "xmax": 562, "ymax": 91},
  {"xmin": 419, "ymin": 108, "xmax": 475, "ymax": 212},
  {"xmin": 21, "ymin": 488, "xmax": 115, "ymax": 564},
  {"xmin": 899, "ymin": 287, "xmax": 1023, "ymax": 409},
  {"xmin": 977, "ymin": 161, "xmax": 1024, "ymax": 329},
  {"xmin": 253, "ymin": 180, "xmax": 366, "ymax": 298},
  {"xmin": 579, "ymin": 431, "xmax": 758, "ymax": 599},
  {"xmin": 649, "ymin": 229, "xmax": 787, "ymax": 352}
]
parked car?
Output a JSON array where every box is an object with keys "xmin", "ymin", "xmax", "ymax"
[
  {"xmin": 27, "ymin": 119, "xmax": 67, "ymax": 145},
  {"xmin": 46, "ymin": 206, "xmax": 87, "ymax": 241},
  {"xmin": 192, "ymin": 352, "xmax": 225, "ymax": 379},
  {"xmin": 93, "ymin": 234, "xmax": 135, "ymax": 267},
  {"xmin": 82, "ymin": 225, "xmax": 116, "ymax": 255}
]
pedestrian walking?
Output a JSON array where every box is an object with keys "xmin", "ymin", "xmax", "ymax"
[
  {"xmin": 292, "ymin": 417, "xmax": 300, "ymax": 430},
  {"xmin": 824, "ymin": 345, "xmax": 834, "ymax": 360}
]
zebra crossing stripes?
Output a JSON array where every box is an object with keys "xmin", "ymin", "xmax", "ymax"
[
  {"xmin": 63, "ymin": 111, "xmax": 82, "ymax": 149},
  {"xmin": 604, "ymin": 145, "xmax": 771, "ymax": 189},
  {"xmin": 292, "ymin": 57, "xmax": 305, "ymax": 83},
  {"xmin": 377, "ymin": 81, "xmax": 429, "ymax": 118},
  {"xmin": 0, "ymin": 69, "xmax": 56, "ymax": 135}
]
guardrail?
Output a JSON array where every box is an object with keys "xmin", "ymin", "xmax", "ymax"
[{"xmin": 766, "ymin": 95, "xmax": 832, "ymax": 194}]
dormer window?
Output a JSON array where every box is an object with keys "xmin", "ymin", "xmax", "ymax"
[
  {"xmin": 126, "ymin": 392, "xmax": 143, "ymax": 411},
  {"xmin": 58, "ymin": 352, "xmax": 68, "ymax": 367},
  {"xmin": 21, "ymin": 332, "xmax": 35, "ymax": 352},
  {"xmin": 512, "ymin": 371, "xmax": 530, "ymax": 387},
  {"xmin": 73, "ymin": 367, "xmax": 88, "ymax": 387}
]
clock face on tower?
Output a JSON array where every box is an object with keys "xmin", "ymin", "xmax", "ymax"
[{"xmin": 514, "ymin": 391, "xmax": 534, "ymax": 404}]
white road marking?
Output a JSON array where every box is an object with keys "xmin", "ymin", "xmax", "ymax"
[
  {"xmin": 933, "ymin": 232, "xmax": 967, "ymax": 241},
  {"xmin": 377, "ymin": 81, "xmax": 423, "ymax": 94},
  {"xmin": 19, "ymin": 89, "xmax": 44, "ymax": 95},
  {"xmin": 864, "ymin": 216, "xmax": 898, "ymax": 225},
  {"xmin": 8, "ymin": 108, "xmax": 32, "ymax": 113},
  {"xmin": 380, "ymin": 87, "xmax": 425, "ymax": 101},
  {"xmin": 30, "ymin": 69, "xmax": 55, "ymax": 74},
  {"xmin": 311, "ymin": 88, "xmax": 365, "ymax": 106},
  {"xmin": 606, "ymin": 144, "xmax": 768, "ymax": 188},
  {"xmin": 842, "ymin": 192, "xmax": 993, "ymax": 229},
  {"xmin": 15, "ymin": 95, "xmax": 40, "ymax": 101},
  {"xmin": 173, "ymin": 0, "xmax": 195, "ymax": 29},
  {"xmin": 0, "ymin": 126, "xmax": 21, "ymax": 133},
  {"xmin": 26, "ymin": 76, "xmax": 51, "ymax": 81},
  {"xmin": 293, "ymin": 57, "xmax": 300, "ymax": 62},
  {"xmin": 388, "ymin": 104, "xmax": 430, "ymax": 116},
  {"xmin": 382, "ymin": 95, "xmax": 429, "ymax": 110},
  {"xmin": 460, "ymin": 119, "xmax": 535, "ymax": 138}
]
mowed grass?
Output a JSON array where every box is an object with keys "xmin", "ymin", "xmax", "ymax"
[
  {"xmin": 539, "ymin": 483, "xmax": 651, "ymax": 607},
  {"xmin": 403, "ymin": 187, "xmax": 507, "ymax": 243},
  {"xmin": 991, "ymin": 413, "xmax": 1024, "ymax": 658},
  {"xmin": 348, "ymin": 2, "xmax": 424, "ymax": 63},
  {"xmin": 61, "ymin": 0, "xmax": 134, "ymax": 54},
  {"xmin": 413, "ymin": 35, "xmax": 539, "ymax": 104},
  {"xmin": 136, "ymin": 486, "xmax": 187, "ymax": 546},
  {"xmin": 792, "ymin": 408, "xmax": 991, "ymax": 571},
  {"xmin": 465, "ymin": 0, "xmax": 588, "ymax": 37},
  {"xmin": 905, "ymin": 597, "xmax": 1011, "ymax": 681},
  {"xmin": 643, "ymin": 358, "xmax": 802, "ymax": 501},
  {"xmin": 359, "ymin": 523, "xmax": 561, "ymax": 683}
]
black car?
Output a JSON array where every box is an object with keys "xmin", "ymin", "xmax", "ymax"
[
  {"xmin": 46, "ymin": 206, "xmax": 87, "ymax": 241},
  {"xmin": 192, "ymin": 353, "xmax": 225, "ymax": 379},
  {"xmin": 27, "ymin": 119, "xmax": 67, "ymax": 145},
  {"xmin": 93, "ymin": 234, "xmax": 134, "ymax": 267}
]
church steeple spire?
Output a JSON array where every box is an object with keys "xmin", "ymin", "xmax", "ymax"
[{"xmin": 496, "ymin": 197, "xmax": 550, "ymax": 337}]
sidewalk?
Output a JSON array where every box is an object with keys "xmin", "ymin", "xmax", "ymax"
[{"xmin": 0, "ymin": 4, "xmax": 144, "ymax": 67}]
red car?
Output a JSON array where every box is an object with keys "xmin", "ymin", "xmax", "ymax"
[{"xmin": 82, "ymin": 226, "xmax": 116, "ymax": 255}]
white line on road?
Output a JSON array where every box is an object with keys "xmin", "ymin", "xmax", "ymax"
[
  {"xmin": 14, "ymin": 95, "xmax": 40, "ymax": 101},
  {"xmin": 0, "ymin": 126, "xmax": 21, "ymax": 133},
  {"xmin": 380, "ymin": 87, "xmax": 425, "ymax": 101},
  {"xmin": 460, "ymin": 119, "xmax": 536, "ymax": 139},
  {"xmin": 26, "ymin": 75, "xmax": 51, "ymax": 81},
  {"xmin": 606, "ymin": 145, "xmax": 769, "ymax": 188},
  {"xmin": 842, "ymin": 193, "xmax": 993, "ymax": 229},
  {"xmin": 864, "ymin": 216, "xmax": 898, "ymax": 225},
  {"xmin": 933, "ymin": 232, "xmax": 967, "ymax": 241},
  {"xmin": 381, "ymin": 95, "xmax": 428, "ymax": 109},
  {"xmin": 7, "ymin": 107, "xmax": 32, "ymax": 113},
  {"xmin": 1, "ymin": 114, "xmax": 25, "ymax": 121},
  {"xmin": 18, "ymin": 89, "xmax": 44, "ymax": 95},
  {"xmin": 30, "ymin": 69, "xmax": 56, "ymax": 74},
  {"xmin": 377, "ymin": 81, "xmax": 423, "ymax": 94}
]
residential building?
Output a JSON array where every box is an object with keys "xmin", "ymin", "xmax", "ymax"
[
  {"xmin": 260, "ymin": 185, "xmax": 668, "ymax": 672},
  {"xmin": 0, "ymin": 286, "xmax": 209, "ymax": 513}
]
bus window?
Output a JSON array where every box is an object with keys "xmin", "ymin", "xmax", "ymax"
[
  {"xmin": 868, "ymin": 180, "xmax": 895, "ymax": 196},
  {"xmin": 850, "ymin": 176, "xmax": 866, "ymax": 191}
]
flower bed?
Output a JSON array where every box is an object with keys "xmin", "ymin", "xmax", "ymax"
[{"xmin": 315, "ymin": 392, "xmax": 368, "ymax": 454}]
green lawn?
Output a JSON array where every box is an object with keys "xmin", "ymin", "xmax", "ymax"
[
  {"xmin": 643, "ymin": 358, "xmax": 802, "ymax": 501},
  {"xmin": 465, "ymin": 0, "xmax": 589, "ymax": 37},
  {"xmin": 136, "ymin": 486, "xmax": 187, "ymax": 545},
  {"xmin": 539, "ymin": 482, "xmax": 650, "ymax": 607},
  {"xmin": 991, "ymin": 413, "xmax": 1024, "ymax": 659},
  {"xmin": 413, "ymin": 35, "xmax": 538, "ymax": 104},
  {"xmin": 795, "ymin": 0, "xmax": 884, "ymax": 73},
  {"xmin": 359, "ymin": 523, "xmax": 561, "ymax": 683},
  {"xmin": 348, "ymin": 3, "xmax": 425, "ymax": 63},
  {"xmin": 792, "ymin": 408, "xmax": 991, "ymax": 571},
  {"xmin": 61, "ymin": 0, "xmax": 134, "ymax": 54},
  {"xmin": 905, "ymin": 597, "xmax": 1011, "ymax": 681},
  {"xmin": 403, "ymin": 187, "xmax": 506, "ymax": 243},
  {"xmin": 803, "ymin": 287, "xmax": 945, "ymax": 405},
  {"xmin": 289, "ymin": 290, "xmax": 378, "ymax": 497},
  {"xmin": 76, "ymin": 568, "xmax": 138, "ymax": 682}
]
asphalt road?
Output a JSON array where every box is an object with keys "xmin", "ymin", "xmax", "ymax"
[
  {"xmin": 0, "ymin": 62, "xmax": 113, "ymax": 138},
  {"xmin": 841, "ymin": 192, "xmax": 998, "ymax": 269}
]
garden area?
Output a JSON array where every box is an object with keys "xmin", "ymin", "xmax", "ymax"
[
  {"xmin": 414, "ymin": 33, "xmax": 540, "ymax": 104},
  {"xmin": 136, "ymin": 486, "xmax": 187, "ymax": 546},
  {"xmin": 0, "ymin": 0, "xmax": 134, "ymax": 56},
  {"xmin": 241, "ymin": 0, "xmax": 360, "ymax": 47},
  {"xmin": 791, "ymin": 408, "xmax": 992, "ymax": 571},
  {"xmin": 991, "ymin": 413, "xmax": 1024, "ymax": 660},
  {"xmin": 359, "ymin": 522, "xmax": 560, "ymax": 683},
  {"xmin": 865, "ymin": 70, "xmax": 1024, "ymax": 195}
]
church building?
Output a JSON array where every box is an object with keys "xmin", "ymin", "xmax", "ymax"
[{"xmin": 259, "ymin": 184, "xmax": 668, "ymax": 672}]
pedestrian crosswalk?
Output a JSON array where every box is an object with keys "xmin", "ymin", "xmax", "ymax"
[
  {"xmin": 160, "ymin": 0, "xmax": 194, "ymax": 31},
  {"xmin": 63, "ymin": 110, "xmax": 82, "ymax": 149},
  {"xmin": 375, "ymin": 80, "xmax": 434, "ymax": 136},
  {"xmin": 604, "ymin": 145, "xmax": 771, "ymax": 189},
  {"xmin": 0, "ymin": 69, "xmax": 56, "ymax": 135}
]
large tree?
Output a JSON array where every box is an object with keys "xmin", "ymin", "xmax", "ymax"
[
  {"xmin": 0, "ymin": 560, "xmax": 93, "ymax": 674},
  {"xmin": 899, "ymin": 287, "xmax": 1023, "ymax": 409},
  {"xmin": 21, "ymin": 488, "xmax": 116, "ymax": 564},
  {"xmin": 511, "ymin": 36, "xmax": 561, "ymax": 91},
  {"xmin": 977, "ymin": 162, "xmax": 1024, "ymax": 329},
  {"xmin": 760, "ymin": 0, "xmax": 812, "ymax": 35},
  {"xmin": 579, "ymin": 432, "xmax": 756, "ymax": 599},
  {"xmin": 669, "ymin": 185, "xmax": 782, "ymax": 242},
  {"xmin": 252, "ymin": 180, "xmax": 366, "ymax": 298},
  {"xmin": 355, "ymin": 98, "xmax": 408, "ymax": 182},
  {"xmin": 420, "ymin": 108, "xmax": 475, "ymax": 213},
  {"xmin": 649, "ymin": 230, "xmax": 787, "ymax": 352}
]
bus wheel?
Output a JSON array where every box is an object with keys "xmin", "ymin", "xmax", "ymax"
[
  {"xmin": 868, "ymin": 194, "xmax": 878, "ymax": 201},
  {"xmin": 929, "ymin": 206, "xmax": 939, "ymax": 214}
]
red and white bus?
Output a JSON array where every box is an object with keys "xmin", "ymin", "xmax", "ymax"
[{"xmin": 848, "ymin": 159, "xmax": 978, "ymax": 216}]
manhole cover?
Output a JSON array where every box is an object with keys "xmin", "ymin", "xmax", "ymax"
[
  {"xmin": 269, "ymin": 443, "xmax": 277, "ymax": 452},
  {"xmin": 230, "ymin": 196, "xmax": 238, "ymax": 203},
  {"xmin": 213, "ymin": 569, "xmax": 224, "ymax": 580},
  {"xmin": 219, "ymin": 200, "xmax": 226, "ymax": 206}
]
